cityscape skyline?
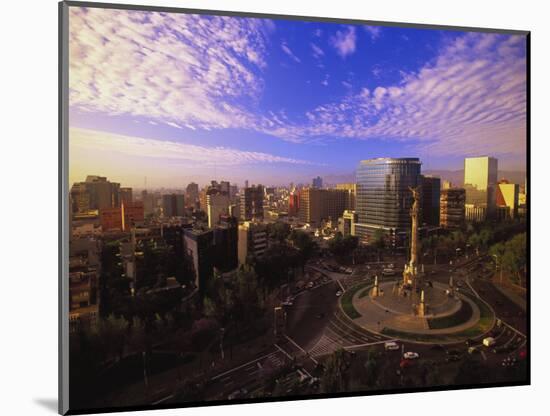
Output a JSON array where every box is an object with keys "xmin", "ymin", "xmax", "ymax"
[
  {"xmin": 69, "ymin": 8, "xmax": 527, "ymax": 188},
  {"xmin": 64, "ymin": 5, "xmax": 528, "ymax": 412}
]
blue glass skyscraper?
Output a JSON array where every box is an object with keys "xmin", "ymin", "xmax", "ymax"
[{"xmin": 355, "ymin": 158, "xmax": 421, "ymax": 244}]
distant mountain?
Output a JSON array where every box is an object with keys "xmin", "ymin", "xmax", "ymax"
[
  {"xmin": 423, "ymin": 170, "xmax": 527, "ymax": 187},
  {"xmin": 323, "ymin": 170, "xmax": 526, "ymax": 187}
]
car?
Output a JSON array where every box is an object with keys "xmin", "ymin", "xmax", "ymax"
[
  {"xmin": 483, "ymin": 337, "xmax": 496, "ymax": 347},
  {"xmin": 335, "ymin": 290, "xmax": 343, "ymax": 297},
  {"xmin": 403, "ymin": 352, "xmax": 419, "ymax": 360},
  {"xmin": 227, "ymin": 388, "xmax": 248, "ymax": 400},
  {"xmin": 384, "ymin": 341, "xmax": 400, "ymax": 351}
]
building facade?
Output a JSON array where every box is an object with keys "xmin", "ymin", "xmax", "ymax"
[
  {"xmin": 463, "ymin": 156, "xmax": 498, "ymax": 221},
  {"xmin": 496, "ymin": 180, "xmax": 519, "ymax": 219},
  {"xmin": 421, "ymin": 176, "xmax": 441, "ymax": 226},
  {"xmin": 288, "ymin": 192, "xmax": 300, "ymax": 217},
  {"xmin": 298, "ymin": 188, "xmax": 349, "ymax": 227},
  {"xmin": 338, "ymin": 210, "xmax": 358, "ymax": 237},
  {"xmin": 207, "ymin": 193, "xmax": 230, "ymax": 228},
  {"xmin": 440, "ymin": 188, "xmax": 466, "ymax": 229},
  {"xmin": 183, "ymin": 228, "xmax": 215, "ymax": 296},
  {"xmin": 240, "ymin": 185, "xmax": 264, "ymax": 221},
  {"xmin": 238, "ymin": 221, "xmax": 268, "ymax": 265},
  {"xmin": 70, "ymin": 175, "xmax": 121, "ymax": 213},
  {"xmin": 312, "ymin": 176, "xmax": 323, "ymax": 188},
  {"xmin": 119, "ymin": 187, "xmax": 133, "ymax": 206},
  {"xmin": 355, "ymin": 158, "xmax": 421, "ymax": 244},
  {"xmin": 162, "ymin": 194, "xmax": 185, "ymax": 217},
  {"xmin": 213, "ymin": 216, "xmax": 238, "ymax": 272},
  {"xmin": 335, "ymin": 183, "xmax": 357, "ymax": 210}
]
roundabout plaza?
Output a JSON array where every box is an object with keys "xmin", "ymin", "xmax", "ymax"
[{"xmin": 340, "ymin": 187, "xmax": 495, "ymax": 343}]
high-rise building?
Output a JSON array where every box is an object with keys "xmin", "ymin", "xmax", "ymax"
[
  {"xmin": 440, "ymin": 188, "xmax": 466, "ymax": 229},
  {"xmin": 162, "ymin": 194, "xmax": 185, "ymax": 217},
  {"xmin": 355, "ymin": 157, "xmax": 421, "ymax": 244},
  {"xmin": 219, "ymin": 181, "xmax": 230, "ymax": 195},
  {"xmin": 240, "ymin": 185, "xmax": 264, "ymax": 221},
  {"xmin": 338, "ymin": 210, "xmax": 358, "ymax": 236},
  {"xmin": 183, "ymin": 228, "xmax": 215, "ymax": 296},
  {"xmin": 207, "ymin": 193, "xmax": 230, "ymax": 228},
  {"xmin": 288, "ymin": 192, "xmax": 300, "ymax": 217},
  {"xmin": 496, "ymin": 180, "xmax": 519, "ymax": 219},
  {"xmin": 463, "ymin": 156, "xmax": 498, "ymax": 221},
  {"xmin": 420, "ymin": 176, "xmax": 441, "ymax": 226},
  {"xmin": 185, "ymin": 182, "xmax": 199, "ymax": 207},
  {"xmin": 119, "ymin": 187, "xmax": 133, "ymax": 206},
  {"xmin": 238, "ymin": 221, "xmax": 268, "ymax": 265},
  {"xmin": 336, "ymin": 183, "xmax": 357, "ymax": 210},
  {"xmin": 140, "ymin": 190, "xmax": 159, "ymax": 217},
  {"xmin": 70, "ymin": 182, "xmax": 91, "ymax": 213},
  {"xmin": 86, "ymin": 175, "xmax": 120, "ymax": 209},
  {"xmin": 312, "ymin": 176, "xmax": 323, "ymax": 188},
  {"xmin": 298, "ymin": 188, "xmax": 349, "ymax": 227},
  {"xmin": 229, "ymin": 184, "xmax": 238, "ymax": 202},
  {"xmin": 70, "ymin": 176, "xmax": 121, "ymax": 212},
  {"xmin": 213, "ymin": 215, "xmax": 238, "ymax": 272}
]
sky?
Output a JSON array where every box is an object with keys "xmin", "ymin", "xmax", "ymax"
[{"xmin": 68, "ymin": 7, "xmax": 527, "ymax": 188}]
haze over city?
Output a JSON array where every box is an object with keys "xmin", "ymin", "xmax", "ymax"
[
  {"xmin": 68, "ymin": 8, "xmax": 526, "ymax": 188},
  {"xmin": 65, "ymin": 5, "xmax": 528, "ymax": 412}
]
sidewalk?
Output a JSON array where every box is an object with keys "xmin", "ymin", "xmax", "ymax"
[{"xmin": 493, "ymin": 283, "xmax": 527, "ymax": 311}]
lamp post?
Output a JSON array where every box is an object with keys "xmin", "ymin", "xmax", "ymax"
[{"xmin": 220, "ymin": 327, "xmax": 225, "ymax": 360}]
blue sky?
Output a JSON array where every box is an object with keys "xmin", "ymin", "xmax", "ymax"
[{"xmin": 68, "ymin": 7, "xmax": 527, "ymax": 187}]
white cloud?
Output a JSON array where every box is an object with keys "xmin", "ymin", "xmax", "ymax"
[
  {"xmin": 277, "ymin": 33, "xmax": 527, "ymax": 158},
  {"xmin": 311, "ymin": 43, "xmax": 325, "ymax": 59},
  {"xmin": 363, "ymin": 25, "xmax": 381, "ymax": 40},
  {"xmin": 69, "ymin": 7, "xmax": 274, "ymax": 131},
  {"xmin": 281, "ymin": 42, "xmax": 301, "ymax": 63},
  {"xmin": 70, "ymin": 127, "xmax": 316, "ymax": 166},
  {"xmin": 330, "ymin": 26, "xmax": 357, "ymax": 58}
]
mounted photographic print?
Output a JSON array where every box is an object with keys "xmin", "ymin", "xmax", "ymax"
[{"xmin": 59, "ymin": 1, "xmax": 530, "ymax": 414}]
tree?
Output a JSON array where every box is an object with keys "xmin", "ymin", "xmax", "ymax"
[
  {"xmin": 290, "ymin": 230, "xmax": 319, "ymax": 271},
  {"xmin": 501, "ymin": 233, "xmax": 527, "ymax": 286},
  {"xmin": 363, "ymin": 348, "xmax": 380, "ymax": 387},
  {"xmin": 372, "ymin": 229, "xmax": 386, "ymax": 261},
  {"xmin": 268, "ymin": 222, "xmax": 291, "ymax": 243},
  {"xmin": 321, "ymin": 349, "xmax": 351, "ymax": 393}
]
